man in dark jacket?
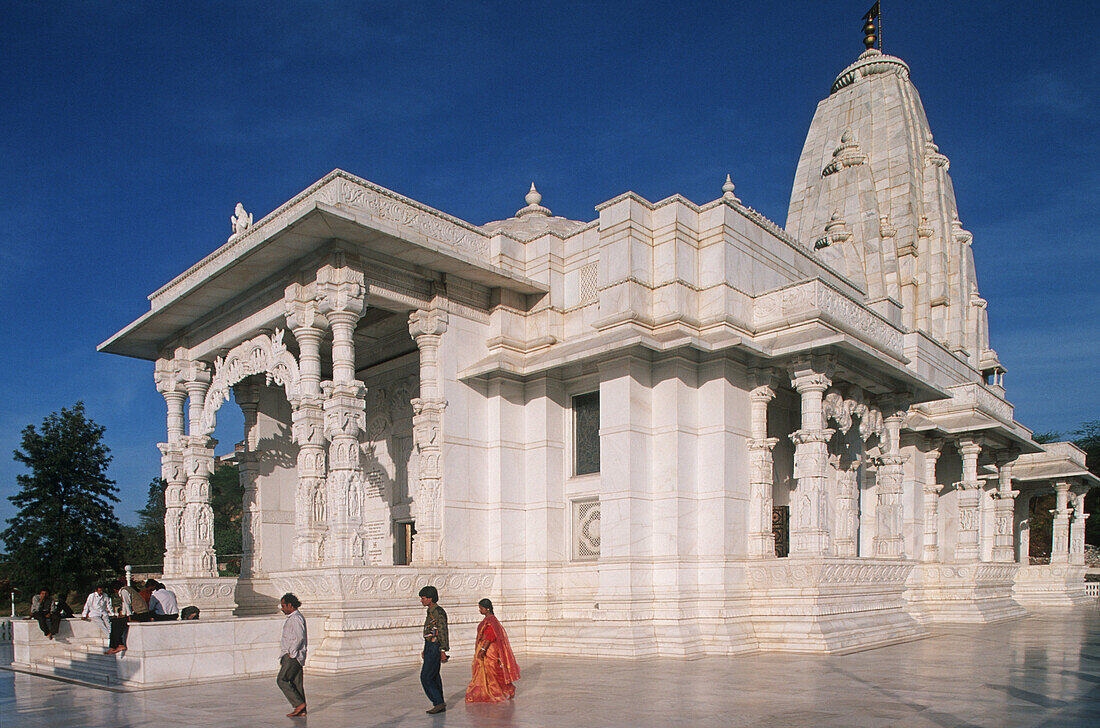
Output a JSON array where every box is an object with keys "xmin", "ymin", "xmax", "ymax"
[{"xmin": 418, "ymin": 585, "xmax": 449, "ymax": 714}]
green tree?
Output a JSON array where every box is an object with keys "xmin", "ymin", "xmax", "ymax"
[
  {"xmin": 1069, "ymin": 420, "xmax": 1100, "ymax": 546},
  {"xmin": 0, "ymin": 403, "xmax": 122, "ymax": 594},
  {"xmin": 121, "ymin": 477, "xmax": 167, "ymax": 567},
  {"xmin": 210, "ymin": 462, "xmax": 242, "ymax": 558}
]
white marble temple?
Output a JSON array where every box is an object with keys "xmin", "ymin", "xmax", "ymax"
[{"xmin": 43, "ymin": 38, "xmax": 1093, "ymax": 689}]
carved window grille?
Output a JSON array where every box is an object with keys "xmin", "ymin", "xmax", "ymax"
[
  {"xmin": 578, "ymin": 262, "xmax": 598, "ymax": 304},
  {"xmin": 772, "ymin": 505, "xmax": 789, "ymax": 558},
  {"xmin": 572, "ymin": 498, "xmax": 601, "ymax": 561},
  {"xmin": 573, "ymin": 391, "xmax": 600, "ymax": 475}
]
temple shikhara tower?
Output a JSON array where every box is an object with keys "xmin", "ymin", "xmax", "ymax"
[{"xmin": 15, "ymin": 22, "xmax": 1093, "ymax": 689}]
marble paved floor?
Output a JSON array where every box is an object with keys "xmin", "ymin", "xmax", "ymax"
[{"xmin": 3, "ymin": 609, "xmax": 1100, "ymax": 728}]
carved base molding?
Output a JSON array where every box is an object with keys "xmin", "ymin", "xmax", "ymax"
[
  {"xmin": 267, "ymin": 566, "xmax": 496, "ymax": 607},
  {"xmin": 162, "ymin": 577, "xmax": 239, "ymax": 618},
  {"xmin": 745, "ymin": 557, "xmax": 926, "ymax": 653},
  {"xmin": 1013, "ymin": 564, "xmax": 1091, "ymax": 608},
  {"xmin": 266, "ymin": 565, "xmax": 497, "ymax": 673},
  {"xmin": 905, "ymin": 562, "xmax": 1024, "ymax": 623}
]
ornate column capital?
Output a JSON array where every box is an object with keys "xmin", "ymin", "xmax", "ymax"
[
  {"xmin": 283, "ymin": 282, "xmax": 328, "ymax": 332},
  {"xmin": 179, "ymin": 358, "xmax": 212, "ymax": 386},
  {"xmin": 790, "ymin": 428, "xmax": 834, "ymax": 445},
  {"xmin": 154, "ymin": 355, "xmax": 188, "ymax": 395},
  {"xmin": 789, "ymin": 369, "xmax": 832, "ymax": 394},
  {"xmin": 748, "ymin": 437, "xmax": 780, "ymax": 451},
  {"xmin": 748, "ymin": 366, "xmax": 778, "ymax": 397},
  {"xmin": 787, "ymin": 354, "xmax": 835, "ymax": 389},
  {"xmin": 315, "ymin": 264, "xmax": 365, "ymax": 318},
  {"xmin": 956, "ymin": 436, "xmax": 984, "ymax": 458},
  {"xmin": 409, "ymin": 307, "xmax": 450, "ymax": 340}
]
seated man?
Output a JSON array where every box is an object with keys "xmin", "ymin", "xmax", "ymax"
[
  {"xmin": 148, "ymin": 581, "xmax": 180, "ymax": 621},
  {"xmin": 80, "ymin": 584, "xmax": 113, "ymax": 637},
  {"xmin": 107, "ymin": 579, "xmax": 154, "ymax": 655},
  {"xmin": 29, "ymin": 589, "xmax": 53, "ymax": 638},
  {"xmin": 47, "ymin": 593, "xmax": 74, "ymax": 637}
]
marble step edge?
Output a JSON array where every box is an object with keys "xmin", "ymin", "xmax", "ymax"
[{"xmin": 2, "ymin": 661, "xmax": 122, "ymax": 692}]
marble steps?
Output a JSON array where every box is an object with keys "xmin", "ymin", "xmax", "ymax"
[{"xmin": 25, "ymin": 636, "xmax": 122, "ymax": 689}]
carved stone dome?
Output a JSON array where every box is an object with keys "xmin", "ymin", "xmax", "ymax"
[{"xmin": 482, "ymin": 183, "xmax": 586, "ymax": 242}]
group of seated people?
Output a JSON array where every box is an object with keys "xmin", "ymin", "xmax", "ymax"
[{"xmin": 28, "ymin": 578, "xmax": 200, "ymax": 654}]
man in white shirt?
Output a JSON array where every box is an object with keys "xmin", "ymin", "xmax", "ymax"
[
  {"xmin": 148, "ymin": 581, "xmax": 179, "ymax": 621},
  {"xmin": 277, "ymin": 592, "xmax": 307, "ymax": 718},
  {"xmin": 80, "ymin": 585, "xmax": 112, "ymax": 637}
]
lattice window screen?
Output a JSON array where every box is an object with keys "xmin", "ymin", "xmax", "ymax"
[
  {"xmin": 573, "ymin": 498, "xmax": 601, "ymax": 561},
  {"xmin": 578, "ymin": 262, "xmax": 598, "ymax": 304}
]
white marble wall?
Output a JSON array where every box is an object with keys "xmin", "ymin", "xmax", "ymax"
[{"xmin": 253, "ymin": 384, "xmax": 299, "ymax": 574}]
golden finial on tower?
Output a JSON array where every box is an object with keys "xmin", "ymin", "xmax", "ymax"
[{"xmin": 862, "ymin": 2, "xmax": 881, "ymax": 51}]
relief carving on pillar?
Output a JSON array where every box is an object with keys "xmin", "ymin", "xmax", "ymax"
[{"xmin": 312, "ymin": 485, "xmax": 326, "ymax": 524}]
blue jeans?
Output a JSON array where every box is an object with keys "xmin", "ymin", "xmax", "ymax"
[{"xmin": 421, "ymin": 641, "xmax": 444, "ymax": 706}]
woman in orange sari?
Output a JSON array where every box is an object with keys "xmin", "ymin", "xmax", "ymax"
[{"xmin": 465, "ymin": 598, "xmax": 520, "ymax": 703}]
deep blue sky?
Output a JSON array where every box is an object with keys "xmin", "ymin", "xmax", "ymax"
[{"xmin": 1, "ymin": 1, "xmax": 1097, "ymax": 531}]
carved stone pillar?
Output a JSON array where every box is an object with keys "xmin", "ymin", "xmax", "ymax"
[
  {"xmin": 316, "ymin": 265, "xmax": 366, "ymax": 566},
  {"xmin": 955, "ymin": 437, "xmax": 983, "ymax": 562},
  {"xmin": 992, "ymin": 454, "xmax": 1019, "ymax": 563},
  {"xmin": 182, "ymin": 361, "xmax": 218, "ymax": 577},
  {"xmin": 1051, "ymin": 480, "xmax": 1071, "ymax": 565},
  {"xmin": 833, "ymin": 457, "xmax": 860, "ymax": 557},
  {"xmin": 788, "ymin": 357, "xmax": 834, "ymax": 557},
  {"xmin": 154, "ymin": 356, "xmax": 188, "ymax": 577},
  {"xmin": 285, "ymin": 283, "xmax": 329, "ymax": 567},
  {"xmin": 234, "ymin": 382, "xmax": 262, "ymax": 577},
  {"xmin": 1068, "ymin": 488, "xmax": 1087, "ymax": 566},
  {"xmin": 410, "ymin": 307, "xmax": 449, "ymax": 564},
  {"xmin": 1014, "ymin": 492, "xmax": 1031, "ymax": 564},
  {"xmin": 747, "ymin": 370, "xmax": 778, "ymax": 558},
  {"xmin": 921, "ymin": 442, "xmax": 942, "ymax": 562},
  {"xmin": 874, "ymin": 407, "xmax": 907, "ymax": 558}
]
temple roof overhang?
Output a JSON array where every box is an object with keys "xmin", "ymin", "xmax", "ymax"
[
  {"xmin": 905, "ymin": 382, "xmax": 1043, "ymax": 454},
  {"xmin": 1013, "ymin": 442, "xmax": 1100, "ymax": 488},
  {"xmin": 99, "ymin": 170, "xmax": 548, "ymax": 361},
  {"xmin": 461, "ymin": 301, "xmax": 948, "ymax": 406}
]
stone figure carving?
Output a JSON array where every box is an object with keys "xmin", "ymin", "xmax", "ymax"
[
  {"xmin": 196, "ymin": 509, "xmax": 212, "ymax": 542},
  {"xmin": 348, "ymin": 479, "xmax": 361, "ymax": 519},
  {"xmin": 231, "ymin": 203, "xmax": 253, "ymax": 236},
  {"xmin": 312, "ymin": 486, "xmax": 326, "ymax": 523}
]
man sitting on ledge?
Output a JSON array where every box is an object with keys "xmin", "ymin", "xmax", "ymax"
[{"xmin": 147, "ymin": 581, "xmax": 179, "ymax": 621}]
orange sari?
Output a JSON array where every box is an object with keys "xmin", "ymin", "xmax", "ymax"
[{"xmin": 465, "ymin": 614, "xmax": 520, "ymax": 703}]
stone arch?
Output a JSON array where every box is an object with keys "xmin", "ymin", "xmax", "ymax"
[{"xmin": 199, "ymin": 329, "xmax": 302, "ymax": 436}]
